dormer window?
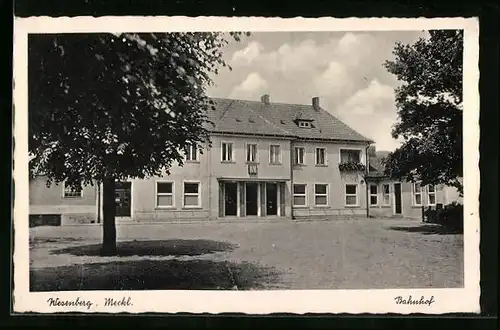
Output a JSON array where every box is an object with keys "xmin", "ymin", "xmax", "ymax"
[{"xmin": 296, "ymin": 119, "xmax": 313, "ymax": 128}]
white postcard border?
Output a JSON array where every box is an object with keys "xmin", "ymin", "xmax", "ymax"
[{"xmin": 13, "ymin": 16, "xmax": 480, "ymax": 314}]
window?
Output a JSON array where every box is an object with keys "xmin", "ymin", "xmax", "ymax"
[
  {"xmin": 246, "ymin": 143, "xmax": 258, "ymax": 163},
  {"xmin": 156, "ymin": 182, "xmax": 173, "ymax": 207},
  {"xmin": 294, "ymin": 146, "xmax": 305, "ymax": 165},
  {"xmin": 269, "ymin": 145, "xmax": 281, "ymax": 164},
  {"xmin": 63, "ymin": 182, "xmax": 83, "ymax": 198},
  {"xmin": 221, "ymin": 142, "xmax": 233, "ymax": 162},
  {"xmin": 345, "ymin": 184, "xmax": 358, "ymax": 206},
  {"xmin": 369, "ymin": 184, "xmax": 378, "ymax": 205},
  {"xmin": 185, "ymin": 144, "xmax": 198, "ymax": 162},
  {"xmin": 382, "ymin": 184, "xmax": 391, "ymax": 205},
  {"xmin": 340, "ymin": 149, "xmax": 361, "ymax": 163},
  {"xmin": 293, "ymin": 184, "xmax": 307, "ymax": 206},
  {"xmin": 314, "ymin": 184, "xmax": 328, "ymax": 206},
  {"xmin": 315, "ymin": 147, "xmax": 326, "ymax": 165},
  {"xmin": 412, "ymin": 182, "xmax": 423, "ymax": 206},
  {"xmin": 297, "ymin": 121, "xmax": 311, "ymax": 128},
  {"xmin": 183, "ymin": 182, "xmax": 200, "ymax": 207},
  {"xmin": 427, "ymin": 185, "xmax": 436, "ymax": 205}
]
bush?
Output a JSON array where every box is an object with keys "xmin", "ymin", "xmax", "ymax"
[{"xmin": 424, "ymin": 202, "xmax": 463, "ymax": 232}]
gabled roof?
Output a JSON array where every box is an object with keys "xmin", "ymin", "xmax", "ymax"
[{"xmin": 204, "ymin": 98, "xmax": 373, "ymax": 143}]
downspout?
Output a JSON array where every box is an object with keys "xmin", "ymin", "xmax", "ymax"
[{"xmin": 365, "ymin": 145, "xmax": 370, "ymax": 218}]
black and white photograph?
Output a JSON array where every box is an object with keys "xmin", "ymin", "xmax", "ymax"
[{"xmin": 13, "ymin": 17, "xmax": 480, "ymax": 314}]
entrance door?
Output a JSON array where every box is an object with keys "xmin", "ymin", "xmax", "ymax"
[
  {"xmin": 115, "ymin": 182, "xmax": 131, "ymax": 217},
  {"xmin": 266, "ymin": 183, "xmax": 278, "ymax": 216},
  {"xmin": 245, "ymin": 182, "xmax": 258, "ymax": 216},
  {"xmin": 224, "ymin": 182, "xmax": 238, "ymax": 216},
  {"xmin": 394, "ymin": 183, "xmax": 402, "ymax": 215}
]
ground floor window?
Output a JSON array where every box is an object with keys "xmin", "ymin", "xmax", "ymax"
[
  {"xmin": 345, "ymin": 184, "xmax": 358, "ymax": 206},
  {"xmin": 382, "ymin": 184, "xmax": 390, "ymax": 205},
  {"xmin": 427, "ymin": 185, "xmax": 436, "ymax": 205},
  {"xmin": 369, "ymin": 184, "xmax": 378, "ymax": 205},
  {"xmin": 412, "ymin": 182, "xmax": 422, "ymax": 206},
  {"xmin": 183, "ymin": 182, "xmax": 200, "ymax": 207},
  {"xmin": 156, "ymin": 181, "xmax": 173, "ymax": 207},
  {"xmin": 293, "ymin": 184, "xmax": 307, "ymax": 206},
  {"xmin": 314, "ymin": 184, "xmax": 328, "ymax": 206}
]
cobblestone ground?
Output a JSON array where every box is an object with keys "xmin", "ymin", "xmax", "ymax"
[{"xmin": 29, "ymin": 218, "xmax": 464, "ymax": 291}]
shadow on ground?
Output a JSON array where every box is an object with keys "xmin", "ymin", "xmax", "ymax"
[
  {"xmin": 30, "ymin": 259, "xmax": 281, "ymax": 291},
  {"xmin": 51, "ymin": 239, "xmax": 238, "ymax": 257},
  {"xmin": 387, "ymin": 224, "xmax": 463, "ymax": 235}
]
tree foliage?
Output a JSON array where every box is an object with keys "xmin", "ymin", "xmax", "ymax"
[
  {"xmin": 28, "ymin": 32, "xmax": 247, "ymax": 254},
  {"xmin": 382, "ymin": 30, "xmax": 463, "ymax": 193},
  {"xmin": 29, "ymin": 32, "xmax": 246, "ymax": 188}
]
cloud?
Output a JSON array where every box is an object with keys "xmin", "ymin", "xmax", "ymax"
[
  {"xmin": 341, "ymin": 79, "xmax": 395, "ymax": 116},
  {"xmin": 231, "ymin": 41, "xmax": 264, "ymax": 66},
  {"xmin": 213, "ymin": 31, "xmax": 423, "ymax": 150},
  {"xmin": 229, "ymin": 72, "xmax": 268, "ymax": 100}
]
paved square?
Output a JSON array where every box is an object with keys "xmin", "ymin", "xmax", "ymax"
[{"xmin": 30, "ymin": 218, "xmax": 464, "ymax": 291}]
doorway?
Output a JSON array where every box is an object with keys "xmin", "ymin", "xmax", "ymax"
[
  {"xmin": 394, "ymin": 183, "xmax": 402, "ymax": 215},
  {"xmin": 245, "ymin": 182, "xmax": 258, "ymax": 216},
  {"xmin": 266, "ymin": 183, "xmax": 278, "ymax": 216},
  {"xmin": 224, "ymin": 182, "xmax": 238, "ymax": 216},
  {"xmin": 115, "ymin": 182, "xmax": 131, "ymax": 217}
]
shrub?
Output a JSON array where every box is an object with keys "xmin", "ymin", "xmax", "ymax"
[
  {"xmin": 338, "ymin": 161, "xmax": 366, "ymax": 172},
  {"xmin": 424, "ymin": 202, "xmax": 463, "ymax": 233}
]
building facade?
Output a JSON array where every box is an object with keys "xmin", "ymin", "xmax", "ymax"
[
  {"xmin": 30, "ymin": 95, "xmax": 378, "ymax": 224},
  {"xmin": 365, "ymin": 151, "xmax": 463, "ymax": 219}
]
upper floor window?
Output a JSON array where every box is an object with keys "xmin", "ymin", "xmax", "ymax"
[
  {"xmin": 412, "ymin": 182, "xmax": 423, "ymax": 206},
  {"xmin": 427, "ymin": 185, "xmax": 436, "ymax": 205},
  {"xmin": 315, "ymin": 147, "xmax": 326, "ymax": 165},
  {"xmin": 221, "ymin": 142, "xmax": 234, "ymax": 162},
  {"xmin": 340, "ymin": 149, "xmax": 361, "ymax": 163},
  {"xmin": 185, "ymin": 144, "xmax": 199, "ymax": 162},
  {"xmin": 294, "ymin": 146, "xmax": 305, "ymax": 165},
  {"xmin": 269, "ymin": 145, "xmax": 281, "ymax": 164},
  {"xmin": 246, "ymin": 143, "xmax": 258, "ymax": 163},
  {"xmin": 63, "ymin": 182, "xmax": 83, "ymax": 198}
]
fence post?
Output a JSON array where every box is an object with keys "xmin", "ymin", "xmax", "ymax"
[{"xmin": 421, "ymin": 205, "xmax": 425, "ymax": 222}]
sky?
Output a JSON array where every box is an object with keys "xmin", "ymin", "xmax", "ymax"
[{"xmin": 206, "ymin": 31, "xmax": 427, "ymax": 152}]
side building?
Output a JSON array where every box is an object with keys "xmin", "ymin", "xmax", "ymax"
[
  {"xmin": 365, "ymin": 149, "xmax": 463, "ymax": 219},
  {"xmin": 30, "ymin": 95, "xmax": 375, "ymax": 225}
]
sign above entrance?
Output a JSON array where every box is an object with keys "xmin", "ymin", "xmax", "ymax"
[{"xmin": 248, "ymin": 164, "xmax": 258, "ymax": 176}]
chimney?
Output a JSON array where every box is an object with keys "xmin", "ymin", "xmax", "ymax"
[
  {"xmin": 312, "ymin": 97, "xmax": 320, "ymax": 111},
  {"xmin": 261, "ymin": 94, "xmax": 270, "ymax": 105}
]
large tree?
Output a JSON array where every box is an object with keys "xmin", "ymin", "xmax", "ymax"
[
  {"xmin": 29, "ymin": 32, "xmax": 245, "ymax": 255},
  {"xmin": 382, "ymin": 30, "xmax": 463, "ymax": 194}
]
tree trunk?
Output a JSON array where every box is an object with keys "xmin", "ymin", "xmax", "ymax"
[{"xmin": 100, "ymin": 177, "xmax": 117, "ymax": 256}]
